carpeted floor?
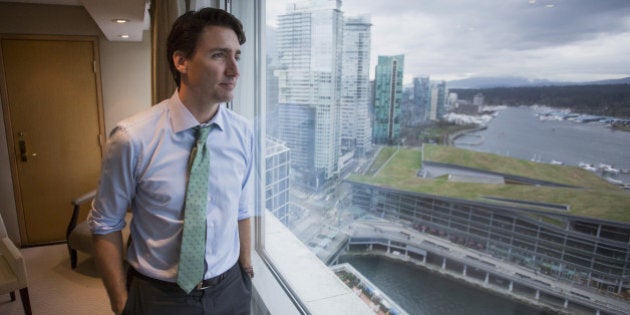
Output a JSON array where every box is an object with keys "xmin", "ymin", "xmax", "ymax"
[{"xmin": 0, "ymin": 243, "xmax": 111, "ymax": 315}]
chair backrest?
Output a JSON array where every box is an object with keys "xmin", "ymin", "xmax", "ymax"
[{"xmin": 0, "ymin": 212, "xmax": 7, "ymax": 238}]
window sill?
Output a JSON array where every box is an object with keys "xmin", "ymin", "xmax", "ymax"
[{"xmin": 251, "ymin": 211, "xmax": 373, "ymax": 314}]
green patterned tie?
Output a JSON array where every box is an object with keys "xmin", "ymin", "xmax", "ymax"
[{"xmin": 177, "ymin": 125, "xmax": 212, "ymax": 293}]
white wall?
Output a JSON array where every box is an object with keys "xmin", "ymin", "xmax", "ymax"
[{"xmin": 0, "ymin": 3, "xmax": 151, "ymax": 244}]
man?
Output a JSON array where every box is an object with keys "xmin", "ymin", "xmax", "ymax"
[{"xmin": 88, "ymin": 8, "xmax": 253, "ymax": 315}]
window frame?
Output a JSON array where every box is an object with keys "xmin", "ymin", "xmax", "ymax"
[{"xmin": 229, "ymin": 0, "xmax": 311, "ymax": 313}]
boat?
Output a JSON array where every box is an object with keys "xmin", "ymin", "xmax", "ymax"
[
  {"xmin": 578, "ymin": 162, "xmax": 597, "ymax": 172},
  {"xmin": 575, "ymin": 115, "xmax": 603, "ymax": 123},
  {"xmin": 604, "ymin": 177, "xmax": 623, "ymax": 185},
  {"xmin": 530, "ymin": 154, "xmax": 542, "ymax": 163},
  {"xmin": 599, "ymin": 163, "xmax": 620, "ymax": 175},
  {"xmin": 550, "ymin": 160, "xmax": 564, "ymax": 165}
]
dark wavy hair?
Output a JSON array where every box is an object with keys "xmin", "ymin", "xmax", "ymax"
[{"xmin": 167, "ymin": 7, "xmax": 246, "ymax": 88}]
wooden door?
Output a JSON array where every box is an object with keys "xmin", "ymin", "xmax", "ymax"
[{"xmin": 0, "ymin": 36, "xmax": 104, "ymax": 245}]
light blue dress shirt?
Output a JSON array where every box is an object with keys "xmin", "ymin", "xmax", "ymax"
[{"xmin": 88, "ymin": 92, "xmax": 254, "ymax": 282}]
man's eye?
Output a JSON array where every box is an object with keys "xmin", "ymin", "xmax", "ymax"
[{"xmin": 212, "ymin": 53, "xmax": 225, "ymax": 59}]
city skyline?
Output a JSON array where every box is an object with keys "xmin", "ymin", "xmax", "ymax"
[
  {"xmin": 269, "ymin": 0, "xmax": 452, "ymax": 190},
  {"xmin": 267, "ymin": 0, "xmax": 630, "ymax": 84},
  {"xmin": 263, "ymin": 2, "xmax": 630, "ymax": 313}
]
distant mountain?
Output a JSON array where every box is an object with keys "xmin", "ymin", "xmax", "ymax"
[
  {"xmin": 447, "ymin": 76, "xmax": 630, "ymax": 89},
  {"xmin": 450, "ymin": 83, "xmax": 630, "ymax": 118},
  {"xmin": 447, "ymin": 77, "xmax": 552, "ymax": 89},
  {"xmin": 586, "ymin": 77, "xmax": 630, "ymax": 85}
]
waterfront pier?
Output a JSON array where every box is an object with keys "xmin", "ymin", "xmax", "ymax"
[{"xmin": 339, "ymin": 219, "xmax": 629, "ymax": 315}]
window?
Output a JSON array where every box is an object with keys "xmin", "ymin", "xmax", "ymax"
[{"xmin": 233, "ymin": 1, "xmax": 630, "ymax": 314}]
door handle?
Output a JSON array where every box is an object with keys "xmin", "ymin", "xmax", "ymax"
[{"xmin": 19, "ymin": 139, "xmax": 28, "ymax": 162}]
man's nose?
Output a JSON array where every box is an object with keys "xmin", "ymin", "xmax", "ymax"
[{"xmin": 226, "ymin": 57, "xmax": 239, "ymax": 77}]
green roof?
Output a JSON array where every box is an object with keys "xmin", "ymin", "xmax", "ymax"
[{"xmin": 349, "ymin": 144, "xmax": 630, "ymax": 223}]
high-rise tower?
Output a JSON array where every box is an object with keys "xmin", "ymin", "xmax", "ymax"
[
  {"xmin": 373, "ymin": 55, "xmax": 404, "ymax": 144},
  {"xmin": 265, "ymin": 138, "xmax": 291, "ymax": 226},
  {"xmin": 412, "ymin": 76, "xmax": 431, "ymax": 124},
  {"xmin": 429, "ymin": 80, "xmax": 448, "ymax": 121},
  {"xmin": 275, "ymin": 0, "xmax": 343, "ymax": 189},
  {"xmin": 341, "ymin": 15, "xmax": 372, "ymax": 157}
]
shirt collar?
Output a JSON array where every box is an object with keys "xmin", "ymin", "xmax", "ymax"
[{"xmin": 167, "ymin": 91, "xmax": 226, "ymax": 133}]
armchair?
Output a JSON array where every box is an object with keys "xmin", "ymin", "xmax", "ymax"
[
  {"xmin": 0, "ymin": 213, "xmax": 32, "ymax": 314},
  {"xmin": 66, "ymin": 190, "xmax": 131, "ymax": 269}
]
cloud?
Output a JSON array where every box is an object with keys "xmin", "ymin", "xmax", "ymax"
[{"xmin": 268, "ymin": 0, "xmax": 630, "ymax": 82}]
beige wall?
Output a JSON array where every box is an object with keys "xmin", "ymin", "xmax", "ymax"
[
  {"xmin": 0, "ymin": 3, "xmax": 151, "ymax": 244},
  {"xmin": 100, "ymin": 31, "xmax": 152, "ymax": 135}
]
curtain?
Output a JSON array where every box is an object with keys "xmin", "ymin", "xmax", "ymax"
[{"xmin": 150, "ymin": 0, "xmax": 185, "ymax": 104}]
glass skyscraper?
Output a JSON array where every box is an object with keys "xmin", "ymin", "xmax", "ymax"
[
  {"xmin": 373, "ymin": 55, "xmax": 404, "ymax": 144},
  {"xmin": 265, "ymin": 138, "xmax": 291, "ymax": 226},
  {"xmin": 341, "ymin": 15, "xmax": 372, "ymax": 157},
  {"xmin": 435, "ymin": 81, "xmax": 448, "ymax": 119},
  {"xmin": 413, "ymin": 76, "xmax": 431, "ymax": 124},
  {"xmin": 275, "ymin": 0, "xmax": 343, "ymax": 190}
]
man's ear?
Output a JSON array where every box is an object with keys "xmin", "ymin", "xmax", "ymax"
[{"xmin": 173, "ymin": 51, "xmax": 188, "ymax": 74}]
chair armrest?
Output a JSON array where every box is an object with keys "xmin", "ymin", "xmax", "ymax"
[
  {"xmin": 0, "ymin": 237, "xmax": 27, "ymax": 287},
  {"xmin": 72, "ymin": 190, "xmax": 97, "ymax": 207},
  {"xmin": 67, "ymin": 189, "xmax": 97, "ymax": 240}
]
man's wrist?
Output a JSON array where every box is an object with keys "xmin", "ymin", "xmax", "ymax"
[
  {"xmin": 239, "ymin": 260, "xmax": 254, "ymax": 278},
  {"xmin": 244, "ymin": 265, "xmax": 254, "ymax": 278}
]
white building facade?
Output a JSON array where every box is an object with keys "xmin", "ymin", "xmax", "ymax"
[
  {"xmin": 275, "ymin": 0, "xmax": 343, "ymax": 189},
  {"xmin": 341, "ymin": 14, "xmax": 372, "ymax": 157}
]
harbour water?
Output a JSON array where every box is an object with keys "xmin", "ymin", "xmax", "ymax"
[
  {"xmin": 454, "ymin": 106, "xmax": 630, "ymax": 184},
  {"xmin": 340, "ymin": 256, "xmax": 550, "ymax": 315},
  {"xmin": 341, "ymin": 106, "xmax": 630, "ymax": 314}
]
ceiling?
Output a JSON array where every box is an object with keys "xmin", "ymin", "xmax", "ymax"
[{"xmin": 0, "ymin": 0, "xmax": 150, "ymax": 41}]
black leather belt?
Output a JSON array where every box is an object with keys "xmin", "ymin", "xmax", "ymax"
[
  {"xmin": 195, "ymin": 271, "xmax": 227, "ymax": 290},
  {"xmin": 129, "ymin": 263, "xmax": 235, "ymax": 291}
]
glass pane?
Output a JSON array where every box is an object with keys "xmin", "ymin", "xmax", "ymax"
[{"xmin": 265, "ymin": 1, "xmax": 630, "ymax": 314}]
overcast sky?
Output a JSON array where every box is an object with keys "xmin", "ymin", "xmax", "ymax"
[{"xmin": 266, "ymin": 0, "xmax": 630, "ymax": 84}]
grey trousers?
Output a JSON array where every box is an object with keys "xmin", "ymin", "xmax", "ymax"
[{"xmin": 123, "ymin": 263, "xmax": 252, "ymax": 315}]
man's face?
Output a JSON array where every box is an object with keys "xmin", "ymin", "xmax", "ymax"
[{"xmin": 179, "ymin": 25, "xmax": 241, "ymax": 105}]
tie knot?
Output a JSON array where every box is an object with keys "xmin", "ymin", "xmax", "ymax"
[{"xmin": 195, "ymin": 125, "xmax": 212, "ymax": 144}]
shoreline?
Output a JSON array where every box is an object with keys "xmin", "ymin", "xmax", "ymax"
[
  {"xmin": 447, "ymin": 125, "xmax": 487, "ymax": 146},
  {"xmin": 342, "ymin": 252, "xmax": 569, "ymax": 315}
]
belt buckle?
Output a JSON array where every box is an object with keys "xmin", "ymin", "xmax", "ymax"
[{"xmin": 195, "ymin": 281, "xmax": 209, "ymax": 290}]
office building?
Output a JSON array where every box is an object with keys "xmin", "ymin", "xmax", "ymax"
[
  {"xmin": 341, "ymin": 15, "xmax": 372, "ymax": 157},
  {"xmin": 265, "ymin": 138, "xmax": 291, "ymax": 226},
  {"xmin": 275, "ymin": 0, "xmax": 343, "ymax": 189},
  {"xmin": 429, "ymin": 80, "xmax": 447, "ymax": 121},
  {"xmin": 436, "ymin": 81, "xmax": 448, "ymax": 118},
  {"xmin": 373, "ymin": 55, "xmax": 404, "ymax": 144},
  {"xmin": 413, "ymin": 76, "xmax": 431, "ymax": 123}
]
